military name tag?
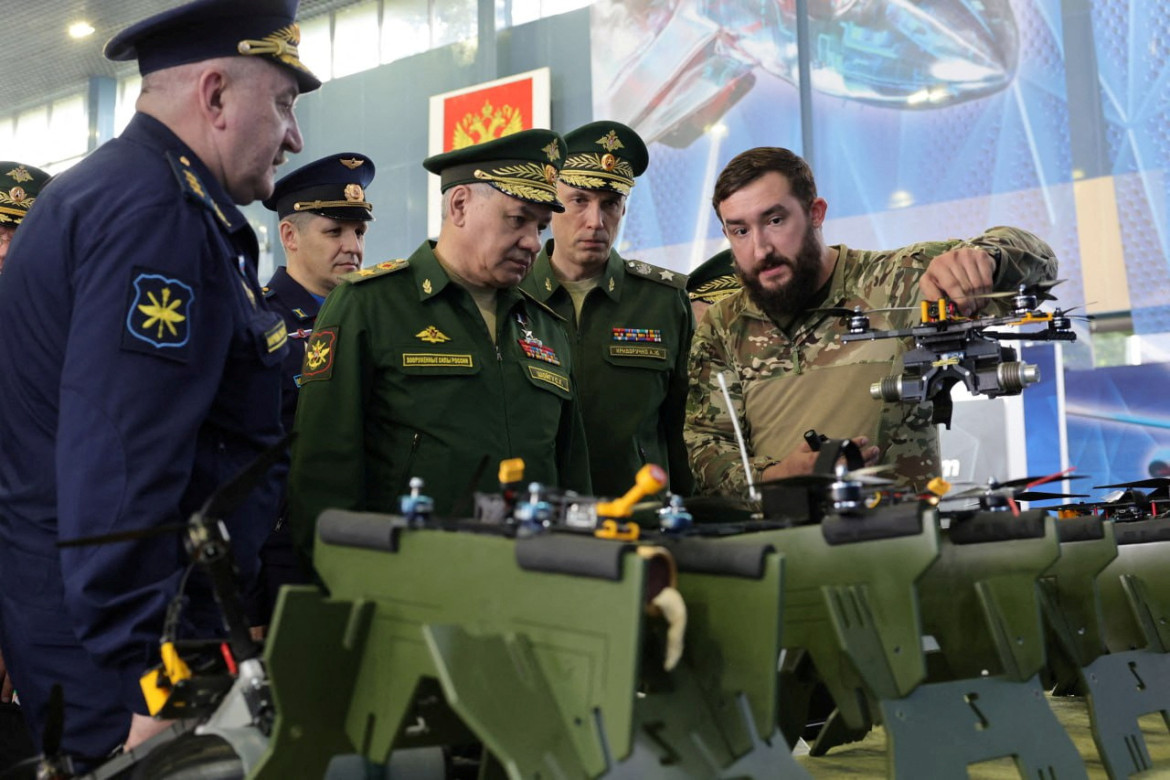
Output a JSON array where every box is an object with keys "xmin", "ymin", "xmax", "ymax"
[
  {"xmin": 528, "ymin": 366, "xmax": 570, "ymax": 392},
  {"xmin": 610, "ymin": 345, "xmax": 667, "ymax": 360},
  {"xmin": 402, "ymin": 353, "xmax": 474, "ymax": 368}
]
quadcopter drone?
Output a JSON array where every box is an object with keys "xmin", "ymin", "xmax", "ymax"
[{"xmin": 837, "ymin": 281, "xmax": 1078, "ymax": 427}]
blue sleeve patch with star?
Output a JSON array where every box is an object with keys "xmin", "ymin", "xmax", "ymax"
[{"xmin": 122, "ymin": 267, "xmax": 196, "ymax": 361}]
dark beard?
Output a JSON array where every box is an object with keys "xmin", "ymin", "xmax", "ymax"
[{"xmin": 737, "ymin": 221, "xmax": 823, "ymax": 322}]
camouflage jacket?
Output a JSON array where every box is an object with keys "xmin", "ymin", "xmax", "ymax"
[{"xmin": 685, "ymin": 226, "xmax": 1058, "ymax": 498}]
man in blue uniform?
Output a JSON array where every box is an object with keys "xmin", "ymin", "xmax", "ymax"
[
  {"xmin": 0, "ymin": 0, "xmax": 318, "ymax": 759},
  {"xmin": 253, "ymin": 153, "xmax": 376, "ymax": 623},
  {"xmin": 0, "ymin": 161, "xmax": 51, "ymax": 273}
]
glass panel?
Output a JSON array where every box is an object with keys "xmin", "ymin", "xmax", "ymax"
[
  {"xmin": 509, "ymin": 0, "xmax": 541, "ymax": 26},
  {"xmin": 432, "ymin": 0, "xmax": 476, "ymax": 48},
  {"xmin": 299, "ymin": 14, "xmax": 333, "ymax": 83},
  {"xmin": 333, "ymin": 0, "xmax": 381, "ymax": 78},
  {"xmin": 14, "ymin": 106, "xmax": 49, "ymax": 166},
  {"xmin": 382, "ymin": 0, "xmax": 430, "ymax": 62},
  {"xmin": 0, "ymin": 118, "xmax": 13, "ymax": 158},
  {"xmin": 115, "ymin": 75, "xmax": 141, "ymax": 136},
  {"xmin": 48, "ymin": 95, "xmax": 87, "ymax": 164}
]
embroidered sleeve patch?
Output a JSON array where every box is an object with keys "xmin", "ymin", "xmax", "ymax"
[
  {"xmin": 122, "ymin": 268, "xmax": 196, "ymax": 361},
  {"xmin": 300, "ymin": 327, "xmax": 338, "ymax": 383}
]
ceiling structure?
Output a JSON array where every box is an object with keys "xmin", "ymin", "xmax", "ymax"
[{"xmin": 1, "ymin": 0, "xmax": 366, "ymax": 116}]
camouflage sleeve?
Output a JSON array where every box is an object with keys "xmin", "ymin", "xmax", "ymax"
[
  {"xmin": 967, "ymin": 225, "xmax": 1058, "ymax": 291},
  {"xmin": 684, "ymin": 310, "xmax": 776, "ymax": 498}
]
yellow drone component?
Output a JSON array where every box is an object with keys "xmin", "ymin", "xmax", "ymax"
[
  {"xmin": 1007, "ymin": 311, "xmax": 1053, "ymax": 327},
  {"xmin": 498, "ymin": 458, "xmax": 525, "ymax": 485},
  {"xmin": 926, "ymin": 476, "xmax": 952, "ymax": 497},
  {"xmin": 139, "ymin": 641, "xmax": 193, "ymax": 716},
  {"xmin": 596, "ymin": 463, "xmax": 668, "ymax": 519},
  {"xmin": 594, "ymin": 519, "xmax": 641, "ymax": 541}
]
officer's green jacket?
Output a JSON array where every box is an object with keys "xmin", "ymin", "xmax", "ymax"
[
  {"xmin": 290, "ymin": 240, "xmax": 592, "ymax": 549},
  {"xmin": 520, "ymin": 243, "xmax": 694, "ymax": 498}
]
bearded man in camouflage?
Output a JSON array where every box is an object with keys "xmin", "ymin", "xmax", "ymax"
[{"xmin": 685, "ymin": 147, "xmax": 1057, "ymax": 497}]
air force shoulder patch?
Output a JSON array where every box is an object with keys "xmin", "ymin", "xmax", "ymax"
[{"xmin": 123, "ymin": 269, "xmax": 195, "ymax": 361}]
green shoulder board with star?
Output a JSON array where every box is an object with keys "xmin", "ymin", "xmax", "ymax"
[{"xmin": 623, "ymin": 258, "xmax": 687, "ymax": 290}]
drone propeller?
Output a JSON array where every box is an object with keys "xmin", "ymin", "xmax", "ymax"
[
  {"xmin": 1013, "ymin": 490, "xmax": 1091, "ymax": 502},
  {"xmin": 1094, "ymin": 478, "xmax": 1170, "ymax": 490},
  {"xmin": 997, "ymin": 474, "xmax": 1089, "ymax": 489},
  {"xmin": 968, "ymin": 279, "xmax": 1066, "ymax": 301}
]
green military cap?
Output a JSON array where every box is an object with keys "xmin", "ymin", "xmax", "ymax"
[
  {"xmin": 423, "ymin": 128, "xmax": 567, "ymax": 212},
  {"xmin": 686, "ymin": 248, "xmax": 740, "ymax": 304},
  {"xmin": 558, "ymin": 121, "xmax": 649, "ymax": 197},
  {"xmin": 0, "ymin": 162, "xmax": 51, "ymax": 226}
]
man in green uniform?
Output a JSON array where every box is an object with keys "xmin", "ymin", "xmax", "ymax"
[
  {"xmin": 686, "ymin": 147, "xmax": 1058, "ymax": 497},
  {"xmin": 290, "ymin": 129, "xmax": 591, "ymax": 550},
  {"xmin": 520, "ymin": 121, "xmax": 693, "ymax": 498}
]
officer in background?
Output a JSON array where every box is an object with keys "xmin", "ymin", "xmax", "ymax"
[
  {"xmin": 685, "ymin": 248, "xmax": 739, "ymax": 323},
  {"xmin": 520, "ymin": 121, "xmax": 693, "ymax": 498},
  {"xmin": 0, "ymin": 161, "xmax": 51, "ymax": 272},
  {"xmin": 253, "ymin": 153, "xmax": 376, "ymax": 624},
  {"xmin": 291, "ymin": 129, "xmax": 592, "ymax": 551},
  {"xmin": 0, "ymin": 0, "xmax": 316, "ymax": 758}
]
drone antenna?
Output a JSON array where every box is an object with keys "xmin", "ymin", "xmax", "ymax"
[{"xmin": 717, "ymin": 371, "xmax": 759, "ymax": 502}]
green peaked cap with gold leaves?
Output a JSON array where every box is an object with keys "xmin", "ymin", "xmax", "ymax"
[
  {"xmin": 0, "ymin": 162, "xmax": 51, "ymax": 226},
  {"xmin": 559, "ymin": 120, "xmax": 648, "ymax": 197},
  {"xmin": 423, "ymin": 128, "xmax": 567, "ymax": 212}
]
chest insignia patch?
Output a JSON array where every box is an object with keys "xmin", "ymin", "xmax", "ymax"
[
  {"xmin": 515, "ymin": 312, "xmax": 561, "ymax": 365},
  {"xmin": 612, "ymin": 327, "xmax": 662, "ymax": 343},
  {"xmin": 519, "ymin": 339, "xmax": 561, "ymax": 365},
  {"xmin": 292, "ymin": 307, "xmax": 310, "ymax": 320},
  {"xmin": 300, "ymin": 327, "xmax": 337, "ymax": 383},
  {"xmin": 416, "ymin": 325, "xmax": 451, "ymax": 343},
  {"xmin": 123, "ymin": 270, "xmax": 196, "ymax": 361}
]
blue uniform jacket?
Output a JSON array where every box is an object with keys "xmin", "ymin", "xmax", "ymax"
[
  {"xmin": 0, "ymin": 113, "xmax": 287, "ymax": 719},
  {"xmin": 262, "ymin": 265, "xmax": 320, "ymax": 434}
]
